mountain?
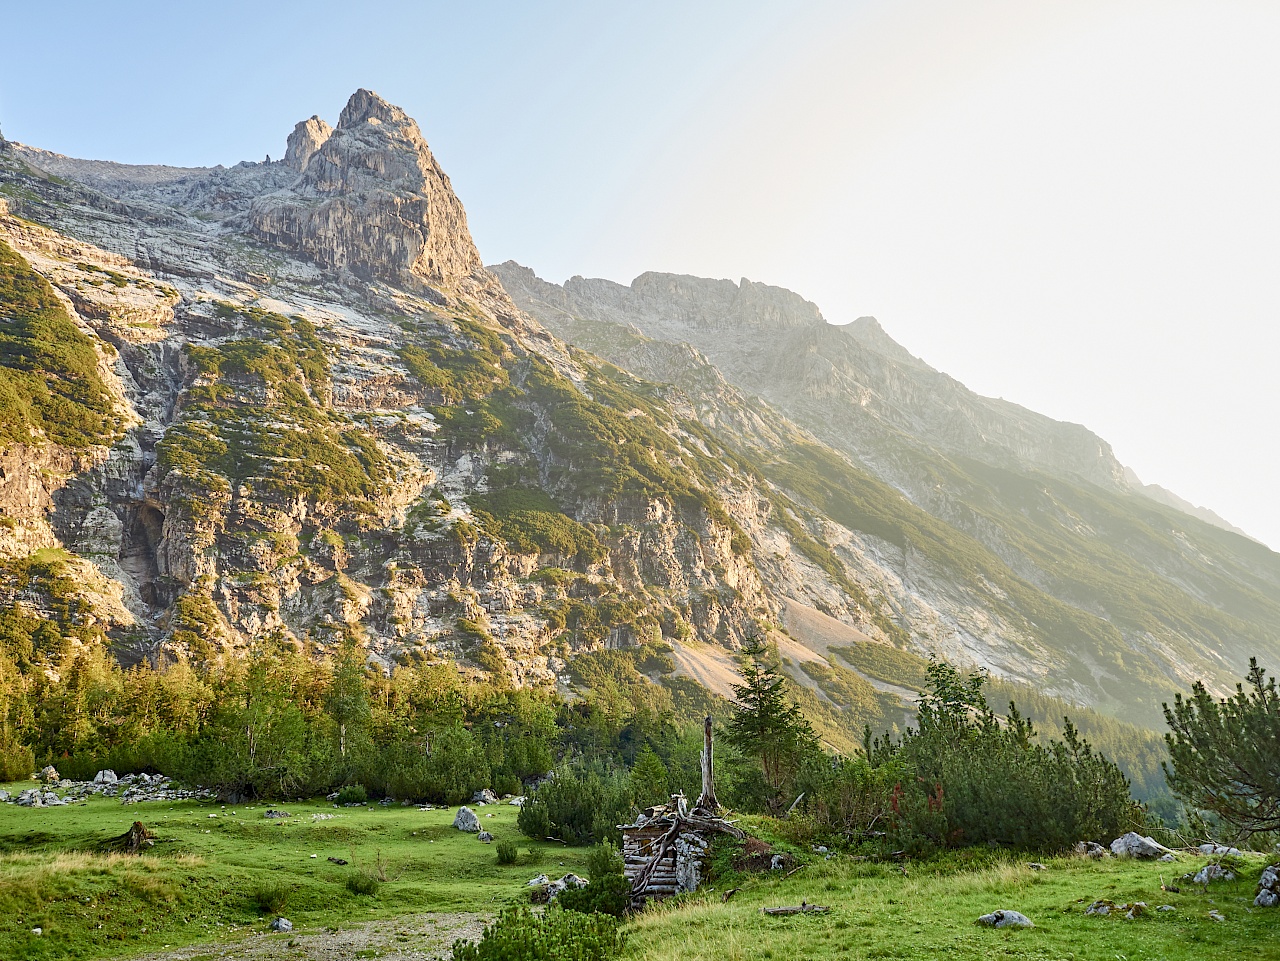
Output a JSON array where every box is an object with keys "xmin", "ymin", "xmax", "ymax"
[{"xmin": 0, "ymin": 90, "xmax": 1276, "ymax": 751}]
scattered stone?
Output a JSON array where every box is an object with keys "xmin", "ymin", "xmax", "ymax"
[
  {"xmin": 311, "ymin": 813, "xmax": 336, "ymax": 820},
  {"xmin": 16, "ymin": 789, "xmax": 41, "ymax": 807},
  {"xmin": 31, "ymin": 927, "xmax": 42, "ymax": 936},
  {"xmin": 545, "ymin": 874, "xmax": 588, "ymax": 900},
  {"xmin": 1074, "ymin": 841, "xmax": 1110, "ymax": 859},
  {"xmin": 270, "ymin": 917, "xmax": 293, "ymax": 933},
  {"xmin": 1085, "ymin": 900, "xmax": 1114, "ymax": 916},
  {"xmin": 508, "ymin": 797, "xmax": 525, "ymax": 806},
  {"xmin": 526, "ymin": 874, "xmax": 550, "ymax": 886},
  {"xmin": 328, "ymin": 857, "xmax": 349, "ymax": 865},
  {"xmin": 40, "ymin": 765, "xmax": 59, "ymax": 783},
  {"xmin": 1109, "ymin": 832, "xmax": 1175, "ymax": 859},
  {"xmin": 1157, "ymin": 905, "xmax": 1175, "ymax": 912},
  {"xmin": 1125, "ymin": 902, "xmax": 1147, "ymax": 920},
  {"xmin": 1158, "ymin": 853, "xmax": 1177, "ymax": 862},
  {"xmin": 1255, "ymin": 864, "xmax": 1279, "ymax": 907},
  {"xmin": 770, "ymin": 854, "xmax": 785, "ymax": 870},
  {"xmin": 452, "ymin": 806, "xmax": 480, "ymax": 832},
  {"xmin": 1193, "ymin": 863, "xmax": 1236, "ymax": 885},
  {"xmin": 1027, "ymin": 862, "xmax": 1047, "ymax": 871},
  {"xmin": 0, "ymin": 790, "xmax": 8, "ymax": 802},
  {"xmin": 976, "ymin": 910, "xmax": 1034, "ymax": 928},
  {"xmin": 94, "ymin": 770, "xmax": 117, "ymax": 785},
  {"xmin": 477, "ymin": 831, "xmax": 493, "ymax": 842},
  {"xmin": 263, "ymin": 809, "xmax": 291, "ymax": 819},
  {"xmin": 471, "ymin": 788, "xmax": 499, "ymax": 804},
  {"xmin": 1207, "ymin": 909, "xmax": 1226, "ymax": 922},
  {"xmin": 1198, "ymin": 843, "xmax": 1242, "ymax": 856}
]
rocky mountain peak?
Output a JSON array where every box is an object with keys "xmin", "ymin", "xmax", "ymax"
[
  {"xmin": 248, "ymin": 89, "xmax": 482, "ymax": 290},
  {"xmin": 283, "ymin": 115, "xmax": 333, "ymax": 172},
  {"xmin": 337, "ymin": 88, "xmax": 408, "ymax": 128}
]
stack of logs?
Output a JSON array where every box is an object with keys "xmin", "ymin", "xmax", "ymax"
[{"xmin": 620, "ymin": 717, "xmax": 744, "ymax": 904}]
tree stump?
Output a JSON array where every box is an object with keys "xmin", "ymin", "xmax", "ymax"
[{"xmin": 101, "ymin": 821, "xmax": 155, "ymax": 854}]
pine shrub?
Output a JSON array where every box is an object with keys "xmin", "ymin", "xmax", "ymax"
[{"xmin": 450, "ymin": 906, "xmax": 624, "ymax": 961}]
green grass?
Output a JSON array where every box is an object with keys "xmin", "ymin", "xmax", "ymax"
[
  {"xmin": 0, "ymin": 239, "xmax": 121, "ymax": 451},
  {"xmin": 0, "ymin": 787, "xmax": 585, "ymax": 961},
  {"xmin": 624, "ymin": 851, "xmax": 1280, "ymax": 961}
]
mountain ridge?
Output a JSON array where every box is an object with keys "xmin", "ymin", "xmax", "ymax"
[{"xmin": 0, "ymin": 89, "xmax": 1275, "ymax": 744}]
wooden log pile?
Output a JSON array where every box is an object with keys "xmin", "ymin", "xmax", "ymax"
[{"xmin": 621, "ymin": 717, "xmax": 743, "ymax": 904}]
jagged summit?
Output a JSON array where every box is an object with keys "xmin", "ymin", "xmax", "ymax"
[
  {"xmin": 250, "ymin": 89, "xmax": 482, "ymax": 290},
  {"xmin": 338, "ymin": 88, "xmax": 408, "ymax": 128},
  {"xmin": 283, "ymin": 116, "xmax": 332, "ymax": 172}
]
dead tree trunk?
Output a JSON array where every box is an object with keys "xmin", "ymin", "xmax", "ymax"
[{"xmin": 695, "ymin": 715, "xmax": 718, "ymax": 814}]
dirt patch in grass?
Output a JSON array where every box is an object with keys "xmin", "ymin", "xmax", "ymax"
[{"xmin": 129, "ymin": 912, "xmax": 489, "ymax": 961}]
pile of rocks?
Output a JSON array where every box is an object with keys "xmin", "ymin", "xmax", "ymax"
[
  {"xmin": 2, "ymin": 770, "xmax": 215, "ymax": 807},
  {"xmin": 1256, "ymin": 864, "xmax": 1279, "ymax": 908}
]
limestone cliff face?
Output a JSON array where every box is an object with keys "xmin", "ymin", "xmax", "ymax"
[
  {"xmin": 248, "ymin": 89, "xmax": 482, "ymax": 290},
  {"xmin": 0, "ymin": 98, "xmax": 774, "ymax": 686},
  {"xmin": 283, "ymin": 116, "xmax": 333, "ymax": 172}
]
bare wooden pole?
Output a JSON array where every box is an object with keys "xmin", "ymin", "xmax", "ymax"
[{"xmin": 696, "ymin": 715, "xmax": 718, "ymax": 813}]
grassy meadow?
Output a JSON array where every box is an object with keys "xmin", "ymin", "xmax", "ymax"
[
  {"xmin": 0, "ymin": 783, "xmax": 584, "ymax": 961},
  {"xmin": 628, "ymin": 849, "xmax": 1280, "ymax": 961},
  {"xmin": 2, "ymin": 782, "xmax": 1278, "ymax": 961}
]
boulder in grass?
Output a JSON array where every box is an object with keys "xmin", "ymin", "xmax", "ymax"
[
  {"xmin": 471, "ymin": 788, "xmax": 499, "ymax": 804},
  {"xmin": 546, "ymin": 874, "xmax": 588, "ymax": 900},
  {"xmin": 40, "ymin": 765, "xmax": 59, "ymax": 783},
  {"xmin": 1193, "ymin": 863, "xmax": 1236, "ymax": 885},
  {"xmin": 1255, "ymin": 864, "xmax": 1279, "ymax": 908},
  {"xmin": 452, "ymin": 806, "xmax": 480, "ymax": 832},
  {"xmin": 1109, "ymin": 832, "xmax": 1174, "ymax": 859},
  {"xmin": 977, "ymin": 910, "xmax": 1034, "ymax": 928},
  {"xmin": 270, "ymin": 917, "xmax": 292, "ymax": 933},
  {"xmin": 477, "ymin": 831, "xmax": 493, "ymax": 842},
  {"xmin": 94, "ymin": 770, "xmax": 117, "ymax": 785},
  {"xmin": 1074, "ymin": 841, "xmax": 1110, "ymax": 859}
]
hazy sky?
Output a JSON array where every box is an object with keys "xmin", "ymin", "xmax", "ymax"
[{"xmin": 4, "ymin": 0, "xmax": 1278, "ymax": 547}]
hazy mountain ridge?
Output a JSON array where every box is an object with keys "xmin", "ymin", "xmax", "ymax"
[{"xmin": 0, "ymin": 90, "xmax": 1275, "ymax": 738}]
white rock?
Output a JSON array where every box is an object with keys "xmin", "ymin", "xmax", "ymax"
[
  {"xmin": 526, "ymin": 874, "xmax": 550, "ymax": 886},
  {"xmin": 1109, "ymin": 832, "xmax": 1174, "ymax": 859},
  {"xmin": 976, "ymin": 910, "xmax": 1033, "ymax": 928},
  {"xmin": 452, "ymin": 806, "xmax": 480, "ymax": 832},
  {"xmin": 1193, "ymin": 863, "xmax": 1235, "ymax": 884},
  {"xmin": 269, "ymin": 917, "xmax": 293, "ymax": 933}
]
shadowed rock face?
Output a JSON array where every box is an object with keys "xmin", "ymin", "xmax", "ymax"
[{"xmin": 250, "ymin": 89, "xmax": 482, "ymax": 290}]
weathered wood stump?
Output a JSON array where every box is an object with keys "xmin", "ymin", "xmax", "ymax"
[{"xmin": 101, "ymin": 821, "xmax": 155, "ymax": 854}]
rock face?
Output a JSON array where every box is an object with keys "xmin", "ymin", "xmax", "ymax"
[
  {"xmin": 492, "ymin": 260, "xmax": 1280, "ymax": 722},
  {"xmin": 283, "ymin": 116, "xmax": 333, "ymax": 172},
  {"xmin": 249, "ymin": 89, "xmax": 482, "ymax": 290}
]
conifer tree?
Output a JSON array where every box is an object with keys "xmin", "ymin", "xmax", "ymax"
[
  {"xmin": 723, "ymin": 635, "xmax": 818, "ymax": 813},
  {"xmin": 1163, "ymin": 658, "xmax": 1280, "ymax": 836}
]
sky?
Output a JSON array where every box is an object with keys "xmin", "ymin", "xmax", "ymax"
[{"xmin": 3, "ymin": 0, "xmax": 1278, "ymax": 547}]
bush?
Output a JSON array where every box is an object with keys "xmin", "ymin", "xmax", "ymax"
[
  {"xmin": 451, "ymin": 906, "xmax": 624, "ymax": 961},
  {"xmin": 0, "ymin": 735, "xmax": 34, "ymax": 782},
  {"xmin": 517, "ymin": 766, "xmax": 633, "ymax": 846},
  {"xmin": 335, "ymin": 783, "xmax": 367, "ymax": 805},
  {"xmin": 495, "ymin": 839, "xmax": 519, "ymax": 865},
  {"xmin": 346, "ymin": 874, "xmax": 380, "ymax": 896},
  {"xmin": 557, "ymin": 842, "xmax": 631, "ymax": 918},
  {"xmin": 249, "ymin": 880, "xmax": 291, "ymax": 914},
  {"xmin": 868, "ymin": 660, "xmax": 1142, "ymax": 852}
]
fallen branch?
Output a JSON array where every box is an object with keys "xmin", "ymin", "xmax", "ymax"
[
  {"xmin": 762, "ymin": 902, "xmax": 829, "ymax": 915},
  {"xmin": 784, "ymin": 863, "xmax": 807, "ymax": 879},
  {"xmin": 722, "ymin": 887, "xmax": 740, "ymax": 903}
]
